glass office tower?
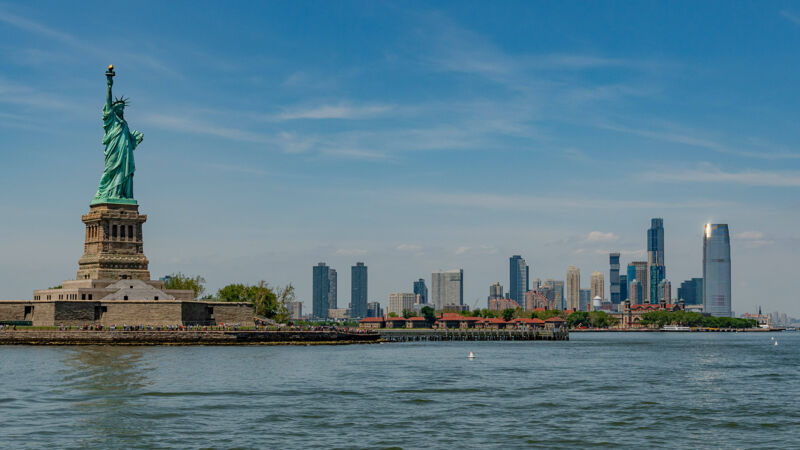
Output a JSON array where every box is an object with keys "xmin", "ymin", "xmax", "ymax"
[{"xmin": 703, "ymin": 224, "xmax": 732, "ymax": 317}]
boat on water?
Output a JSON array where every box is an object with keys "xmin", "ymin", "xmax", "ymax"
[{"xmin": 662, "ymin": 325, "xmax": 691, "ymax": 331}]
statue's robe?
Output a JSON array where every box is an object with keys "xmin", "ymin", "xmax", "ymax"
[{"xmin": 94, "ymin": 103, "xmax": 142, "ymax": 201}]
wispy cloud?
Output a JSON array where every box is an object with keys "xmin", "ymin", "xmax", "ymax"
[
  {"xmin": 0, "ymin": 8, "xmax": 175, "ymax": 76},
  {"xmin": 586, "ymin": 231, "xmax": 619, "ymax": 242},
  {"xmin": 645, "ymin": 167, "xmax": 800, "ymax": 187},
  {"xmin": 735, "ymin": 231, "xmax": 774, "ymax": 247},
  {"xmin": 781, "ymin": 10, "xmax": 800, "ymax": 26},
  {"xmin": 335, "ymin": 248, "xmax": 368, "ymax": 256},
  {"xmin": 141, "ymin": 114, "xmax": 274, "ymax": 144},
  {"xmin": 273, "ymin": 104, "xmax": 393, "ymax": 120}
]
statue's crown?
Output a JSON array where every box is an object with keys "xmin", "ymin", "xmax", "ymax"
[{"xmin": 112, "ymin": 96, "xmax": 129, "ymax": 108}]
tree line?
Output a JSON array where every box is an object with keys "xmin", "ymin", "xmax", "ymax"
[{"xmin": 162, "ymin": 273, "xmax": 294, "ymax": 322}]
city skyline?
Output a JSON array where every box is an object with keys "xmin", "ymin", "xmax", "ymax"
[{"xmin": 2, "ymin": 2, "xmax": 800, "ymax": 316}]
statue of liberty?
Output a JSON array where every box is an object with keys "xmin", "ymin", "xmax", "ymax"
[{"xmin": 92, "ymin": 65, "xmax": 143, "ymax": 205}]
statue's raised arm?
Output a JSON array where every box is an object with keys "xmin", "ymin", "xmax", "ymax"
[
  {"xmin": 105, "ymin": 66, "xmax": 114, "ymax": 111},
  {"xmin": 92, "ymin": 65, "xmax": 140, "ymax": 206}
]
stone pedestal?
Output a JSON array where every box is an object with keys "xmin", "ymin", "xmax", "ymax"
[{"xmin": 76, "ymin": 203, "xmax": 150, "ymax": 281}]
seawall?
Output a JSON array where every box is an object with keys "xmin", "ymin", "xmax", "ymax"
[{"xmin": 0, "ymin": 330, "xmax": 380, "ymax": 345}]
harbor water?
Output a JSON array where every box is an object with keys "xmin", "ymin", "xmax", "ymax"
[{"xmin": 0, "ymin": 332, "xmax": 797, "ymax": 448}]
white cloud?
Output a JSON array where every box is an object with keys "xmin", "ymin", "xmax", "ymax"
[
  {"xmin": 647, "ymin": 167, "xmax": 800, "ymax": 187},
  {"xmin": 335, "ymin": 248, "xmax": 367, "ymax": 256},
  {"xmin": 275, "ymin": 104, "xmax": 393, "ymax": 120},
  {"xmin": 781, "ymin": 10, "xmax": 800, "ymax": 26},
  {"xmin": 735, "ymin": 231, "xmax": 765, "ymax": 240},
  {"xmin": 396, "ymin": 244, "xmax": 422, "ymax": 252},
  {"xmin": 586, "ymin": 231, "xmax": 619, "ymax": 242}
]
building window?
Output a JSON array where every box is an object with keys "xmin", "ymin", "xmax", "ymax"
[
  {"xmin": 112, "ymin": 225, "xmax": 117, "ymax": 238},
  {"xmin": 88, "ymin": 294, "xmax": 93, "ymax": 300},
  {"xmin": 154, "ymin": 296, "xmax": 159, "ymax": 300},
  {"xmin": 128, "ymin": 225, "xmax": 133, "ymax": 240},
  {"xmin": 120, "ymin": 225, "xmax": 125, "ymax": 238},
  {"xmin": 81, "ymin": 294, "xmax": 86, "ymax": 300},
  {"xmin": 124, "ymin": 296, "xmax": 128, "ymax": 300}
]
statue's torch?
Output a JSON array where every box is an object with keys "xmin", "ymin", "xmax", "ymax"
[{"xmin": 106, "ymin": 64, "xmax": 115, "ymax": 78}]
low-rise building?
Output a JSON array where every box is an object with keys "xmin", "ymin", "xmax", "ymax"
[{"xmin": 358, "ymin": 317, "xmax": 385, "ymax": 329}]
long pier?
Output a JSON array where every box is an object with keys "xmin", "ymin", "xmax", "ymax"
[{"xmin": 379, "ymin": 328, "xmax": 568, "ymax": 342}]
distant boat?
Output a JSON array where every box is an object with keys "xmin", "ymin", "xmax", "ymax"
[
  {"xmin": 774, "ymin": 341, "xmax": 779, "ymax": 346},
  {"xmin": 468, "ymin": 351, "xmax": 475, "ymax": 359},
  {"xmin": 662, "ymin": 325, "xmax": 691, "ymax": 331}
]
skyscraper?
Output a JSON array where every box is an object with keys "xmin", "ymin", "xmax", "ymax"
[
  {"xmin": 630, "ymin": 279, "xmax": 643, "ymax": 305},
  {"xmin": 609, "ymin": 253, "xmax": 621, "ymax": 304},
  {"xmin": 619, "ymin": 274, "xmax": 628, "ymax": 302},
  {"xmin": 413, "ymin": 278, "xmax": 428, "ymax": 304},
  {"xmin": 328, "ymin": 268, "xmax": 337, "ymax": 310},
  {"xmin": 590, "ymin": 271, "xmax": 604, "ymax": 301},
  {"xmin": 703, "ymin": 224, "xmax": 732, "ymax": 317},
  {"xmin": 678, "ymin": 278, "xmax": 703, "ymax": 305},
  {"xmin": 509, "ymin": 255, "xmax": 529, "ymax": 305},
  {"xmin": 649, "ymin": 264, "xmax": 665, "ymax": 304},
  {"xmin": 632, "ymin": 261, "xmax": 648, "ymax": 303},
  {"xmin": 350, "ymin": 262, "xmax": 367, "ymax": 318},
  {"xmin": 312, "ymin": 263, "xmax": 331, "ymax": 319},
  {"xmin": 566, "ymin": 266, "xmax": 580, "ymax": 310},
  {"xmin": 647, "ymin": 218, "xmax": 665, "ymax": 302},
  {"xmin": 552, "ymin": 280, "xmax": 565, "ymax": 310},
  {"xmin": 579, "ymin": 289, "xmax": 591, "ymax": 311},
  {"xmin": 488, "ymin": 282, "xmax": 503, "ymax": 302},
  {"xmin": 388, "ymin": 293, "xmax": 416, "ymax": 316},
  {"xmin": 658, "ymin": 279, "xmax": 671, "ymax": 303},
  {"xmin": 431, "ymin": 269, "xmax": 464, "ymax": 309}
]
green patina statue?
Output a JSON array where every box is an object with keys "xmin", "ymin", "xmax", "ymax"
[{"xmin": 92, "ymin": 65, "xmax": 143, "ymax": 205}]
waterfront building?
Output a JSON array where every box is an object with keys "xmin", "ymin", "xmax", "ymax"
[
  {"xmin": 313, "ymin": 263, "xmax": 332, "ymax": 319},
  {"xmin": 566, "ymin": 266, "xmax": 580, "ymax": 310},
  {"xmin": 678, "ymin": 278, "xmax": 703, "ymax": 305},
  {"xmin": 609, "ymin": 253, "xmax": 621, "ymax": 304},
  {"xmin": 579, "ymin": 289, "xmax": 591, "ymax": 311},
  {"xmin": 647, "ymin": 218, "xmax": 665, "ymax": 301},
  {"xmin": 287, "ymin": 301, "xmax": 303, "ymax": 320},
  {"xmin": 328, "ymin": 268, "xmax": 338, "ymax": 310},
  {"xmin": 509, "ymin": 255, "xmax": 529, "ymax": 305},
  {"xmin": 431, "ymin": 269, "xmax": 464, "ymax": 310},
  {"xmin": 350, "ymin": 262, "xmax": 367, "ymax": 318},
  {"xmin": 413, "ymin": 278, "xmax": 428, "ymax": 304},
  {"xmin": 619, "ymin": 274, "xmax": 628, "ymax": 302},
  {"xmin": 658, "ymin": 279, "xmax": 672, "ymax": 303},
  {"xmin": 388, "ymin": 293, "xmax": 416, "ymax": 316},
  {"xmin": 366, "ymin": 301, "xmax": 382, "ymax": 318},
  {"xmin": 631, "ymin": 261, "xmax": 648, "ymax": 303},
  {"xmin": 489, "ymin": 298, "xmax": 521, "ymax": 311},
  {"xmin": 630, "ymin": 279, "xmax": 643, "ymax": 305},
  {"xmin": 621, "ymin": 299, "xmax": 685, "ymax": 328},
  {"xmin": 328, "ymin": 308, "xmax": 349, "ymax": 320},
  {"xmin": 552, "ymin": 280, "xmax": 565, "ymax": 310},
  {"xmin": 590, "ymin": 271, "xmax": 604, "ymax": 302},
  {"xmin": 488, "ymin": 282, "xmax": 504, "ymax": 307},
  {"xmin": 704, "ymin": 223, "xmax": 732, "ymax": 317},
  {"xmin": 649, "ymin": 264, "xmax": 665, "ymax": 304}
]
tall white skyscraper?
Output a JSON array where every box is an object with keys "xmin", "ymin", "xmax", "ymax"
[
  {"xmin": 431, "ymin": 269, "xmax": 464, "ymax": 310},
  {"xmin": 388, "ymin": 293, "xmax": 416, "ymax": 316},
  {"xmin": 566, "ymin": 266, "xmax": 580, "ymax": 310},
  {"xmin": 591, "ymin": 271, "xmax": 604, "ymax": 301},
  {"xmin": 703, "ymin": 223, "xmax": 732, "ymax": 317}
]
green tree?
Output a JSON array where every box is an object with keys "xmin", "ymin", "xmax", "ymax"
[
  {"xmin": 502, "ymin": 308, "xmax": 515, "ymax": 322},
  {"xmin": 567, "ymin": 311, "xmax": 589, "ymax": 328},
  {"xmin": 402, "ymin": 309, "xmax": 414, "ymax": 319},
  {"xmin": 388, "ymin": 312, "xmax": 398, "ymax": 318},
  {"xmin": 163, "ymin": 272, "xmax": 206, "ymax": 298},
  {"xmin": 421, "ymin": 305, "xmax": 436, "ymax": 325},
  {"xmin": 215, "ymin": 281, "xmax": 292, "ymax": 320},
  {"xmin": 274, "ymin": 283, "xmax": 295, "ymax": 323}
]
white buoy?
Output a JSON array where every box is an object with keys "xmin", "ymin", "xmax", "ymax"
[
  {"xmin": 774, "ymin": 341, "xmax": 778, "ymax": 346},
  {"xmin": 468, "ymin": 351, "xmax": 475, "ymax": 359},
  {"xmin": 771, "ymin": 336, "xmax": 775, "ymax": 340}
]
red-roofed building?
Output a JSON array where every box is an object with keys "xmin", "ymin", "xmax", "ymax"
[
  {"xmin": 545, "ymin": 316, "xmax": 566, "ymax": 330},
  {"xmin": 386, "ymin": 317, "xmax": 409, "ymax": 328},
  {"xmin": 621, "ymin": 299, "xmax": 685, "ymax": 328},
  {"xmin": 477, "ymin": 317, "xmax": 509, "ymax": 329},
  {"xmin": 405, "ymin": 317, "xmax": 429, "ymax": 329},
  {"xmin": 510, "ymin": 317, "xmax": 545, "ymax": 330},
  {"xmin": 435, "ymin": 313, "xmax": 481, "ymax": 329},
  {"xmin": 358, "ymin": 317, "xmax": 385, "ymax": 329}
]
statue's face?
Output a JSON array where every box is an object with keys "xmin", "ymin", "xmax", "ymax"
[{"xmin": 114, "ymin": 104, "xmax": 125, "ymax": 117}]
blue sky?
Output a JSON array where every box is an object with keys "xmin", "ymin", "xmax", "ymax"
[{"xmin": 1, "ymin": 1, "xmax": 800, "ymax": 316}]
